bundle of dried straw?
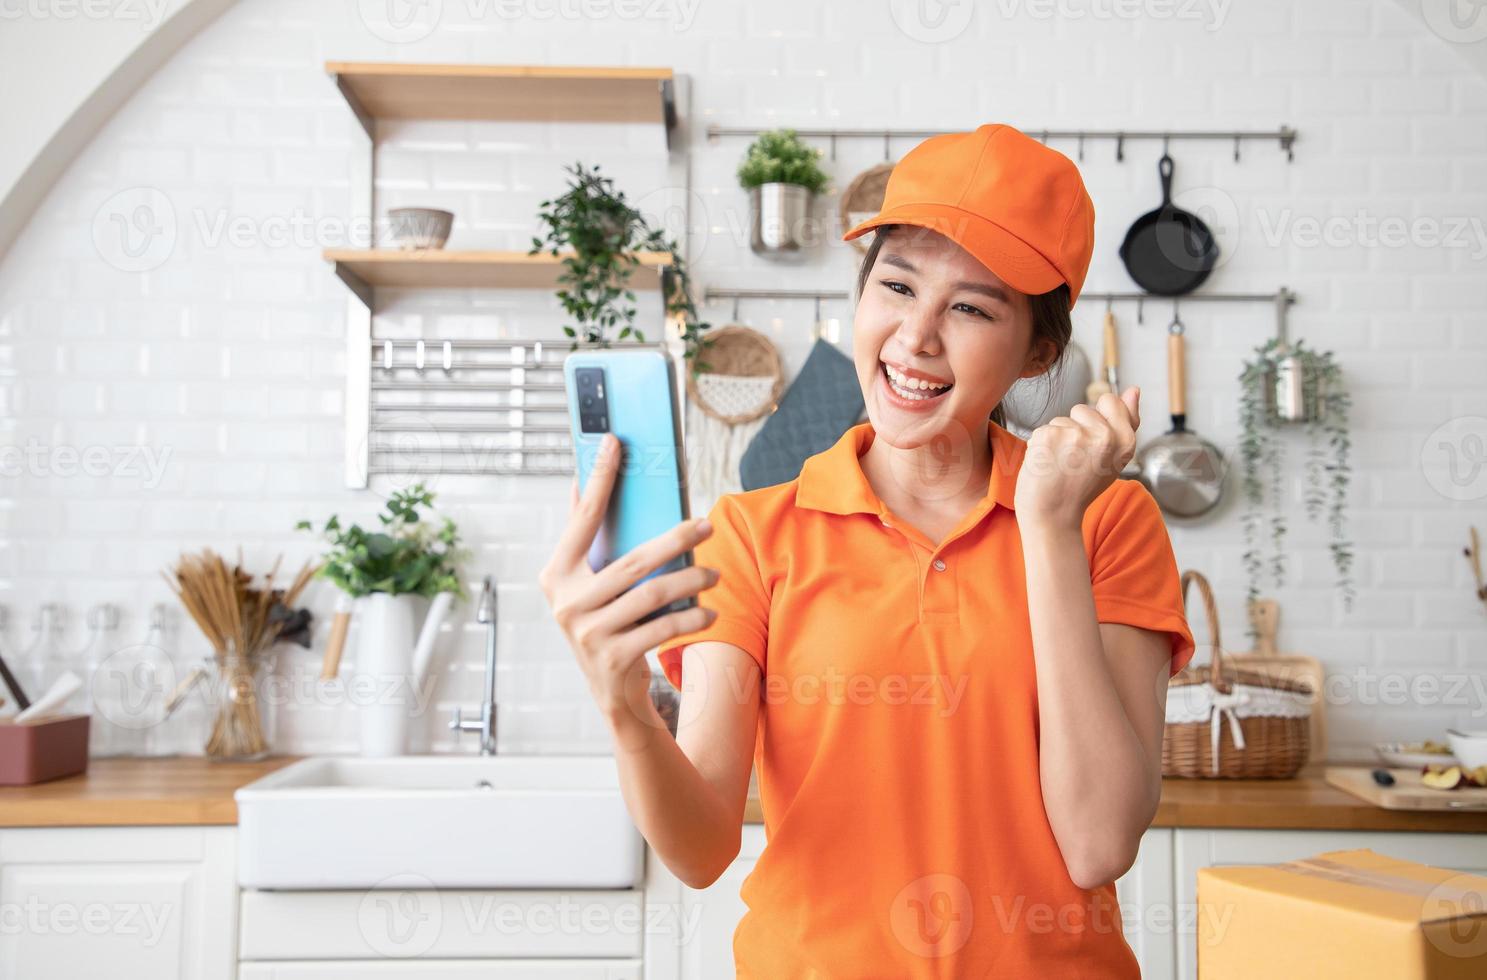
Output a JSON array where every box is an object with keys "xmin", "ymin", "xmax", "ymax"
[{"xmin": 163, "ymin": 549, "xmax": 317, "ymax": 759}]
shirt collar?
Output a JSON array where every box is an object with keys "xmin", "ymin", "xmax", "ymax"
[{"xmin": 795, "ymin": 419, "xmax": 1025, "ymax": 517}]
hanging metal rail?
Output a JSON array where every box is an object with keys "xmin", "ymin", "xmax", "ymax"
[
  {"xmin": 706, "ymin": 125, "xmax": 1298, "ymax": 162},
  {"xmin": 702, "ymin": 286, "xmax": 1297, "ymax": 328}
]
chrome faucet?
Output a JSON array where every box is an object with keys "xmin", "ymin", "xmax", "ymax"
[{"xmin": 450, "ymin": 576, "xmax": 498, "ymax": 755}]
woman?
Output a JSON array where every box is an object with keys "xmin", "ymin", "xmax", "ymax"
[{"xmin": 540, "ymin": 123, "xmax": 1196, "ymax": 977}]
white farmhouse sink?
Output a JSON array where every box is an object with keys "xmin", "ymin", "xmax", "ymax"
[{"xmin": 235, "ymin": 755, "xmax": 644, "ymax": 890}]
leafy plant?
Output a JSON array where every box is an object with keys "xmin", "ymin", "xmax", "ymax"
[
  {"xmin": 1238, "ymin": 338, "xmax": 1354, "ymax": 620},
  {"xmin": 736, "ymin": 129, "xmax": 829, "ymax": 194},
  {"xmin": 530, "ymin": 162, "xmax": 709, "ymax": 366},
  {"xmin": 296, "ymin": 484, "xmax": 467, "ymax": 599}
]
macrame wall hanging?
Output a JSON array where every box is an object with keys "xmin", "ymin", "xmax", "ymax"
[{"xmin": 685, "ymin": 325, "xmax": 785, "ymax": 516}]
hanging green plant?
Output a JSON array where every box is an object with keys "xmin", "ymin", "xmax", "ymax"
[
  {"xmin": 1237, "ymin": 337, "xmax": 1354, "ymax": 617},
  {"xmin": 530, "ymin": 162, "xmax": 709, "ymax": 367},
  {"xmin": 736, "ymin": 129, "xmax": 830, "ymax": 193}
]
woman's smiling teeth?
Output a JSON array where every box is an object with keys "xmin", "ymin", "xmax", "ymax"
[{"xmin": 883, "ymin": 362, "xmax": 953, "ymax": 401}]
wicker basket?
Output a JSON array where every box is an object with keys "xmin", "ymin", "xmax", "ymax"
[{"xmin": 1162, "ymin": 570, "xmax": 1311, "ymax": 779}]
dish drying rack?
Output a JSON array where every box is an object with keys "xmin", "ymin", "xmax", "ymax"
[{"xmin": 354, "ymin": 337, "xmax": 671, "ymax": 481}]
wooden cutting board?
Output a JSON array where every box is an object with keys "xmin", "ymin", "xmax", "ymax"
[
  {"xmin": 1325, "ymin": 766, "xmax": 1487, "ymax": 812},
  {"xmin": 1226, "ymin": 598, "xmax": 1327, "ymax": 763}
]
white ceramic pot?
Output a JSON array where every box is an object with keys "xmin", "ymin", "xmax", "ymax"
[
  {"xmin": 357, "ymin": 593, "xmax": 416, "ymax": 757},
  {"xmin": 355, "ymin": 592, "xmax": 455, "ymax": 757}
]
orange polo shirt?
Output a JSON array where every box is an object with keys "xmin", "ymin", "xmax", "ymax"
[{"xmin": 658, "ymin": 419, "xmax": 1195, "ymax": 978}]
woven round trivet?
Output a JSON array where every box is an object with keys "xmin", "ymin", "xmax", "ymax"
[{"xmin": 839, "ymin": 161, "xmax": 896, "ymax": 254}]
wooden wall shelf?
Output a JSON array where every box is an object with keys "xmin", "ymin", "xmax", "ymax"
[
  {"xmin": 325, "ymin": 249, "xmax": 671, "ymax": 306},
  {"xmin": 326, "ymin": 62, "xmax": 676, "ymax": 140}
]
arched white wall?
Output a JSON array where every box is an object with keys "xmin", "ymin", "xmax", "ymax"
[{"xmin": 0, "ymin": 0, "xmax": 241, "ymax": 261}]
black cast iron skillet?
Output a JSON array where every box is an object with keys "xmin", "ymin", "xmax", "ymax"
[{"xmin": 1119, "ymin": 154, "xmax": 1219, "ymax": 296}]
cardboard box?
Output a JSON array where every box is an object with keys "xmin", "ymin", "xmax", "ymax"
[{"xmin": 1198, "ymin": 849, "xmax": 1487, "ymax": 979}]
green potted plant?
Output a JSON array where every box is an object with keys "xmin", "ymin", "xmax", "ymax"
[
  {"xmin": 1238, "ymin": 337, "xmax": 1355, "ymax": 617},
  {"xmin": 297, "ymin": 484, "xmax": 469, "ymax": 756},
  {"xmin": 530, "ymin": 162, "xmax": 708, "ymax": 365},
  {"xmin": 736, "ymin": 128, "xmax": 830, "ymax": 258}
]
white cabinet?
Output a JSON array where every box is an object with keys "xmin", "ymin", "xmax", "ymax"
[
  {"xmin": 640, "ymin": 823, "xmax": 766, "ymax": 980},
  {"xmin": 644, "ymin": 826, "xmax": 1175, "ymax": 980},
  {"xmin": 1171, "ymin": 829, "xmax": 1487, "ymax": 980},
  {"xmin": 239, "ymin": 962, "xmax": 641, "ymax": 978},
  {"xmin": 0, "ymin": 825, "xmax": 238, "ymax": 980},
  {"xmin": 1115, "ymin": 828, "xmax": 1177, "ymax": 978},
  {"xmin": 238, "ymin": 886, "xmax": 644, "ymax": 961}
]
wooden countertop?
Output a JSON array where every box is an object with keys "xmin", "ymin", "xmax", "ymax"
[
  {"xmin": 0, "ymin": 757, "xmax": 298, "ymax": 827},
  {"xmin": 742, "ymin": 765, "xmax": 1487, "ymax": 834},
  {"xmin": 3, "ymin": 758, "xmax": 1485, "ymax": 833}
]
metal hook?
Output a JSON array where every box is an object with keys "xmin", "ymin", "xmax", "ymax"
[
  {"xmin": 1115, "ymin": 132, "xmax": 1125, "ymax": 163},
  {"xmin": 86, "ymin": 603, "xmax": 120, "ymax": 632},
  {"xmin": 1077, "ymin": 133, "xmax": 1085, "ymax": 162},
  {"xmin": 814, "ymin": 294, "xmax": 823, "ymax": 325},
  {"xmin": 883, "ymin": 131, "xmax": 891, "ymax": 161},
  {"xmin": 732, "ymin": 296, "xmax": 740, "ymax": 322},
  {"xmin": 829, "ymin": 133, "xmax": 838, "ymax": 162},
  {"xmin": 1105, "ymin": 293, "xmax": 1113, "ymax": 313},
  {"xmin": 1040, "ymin": 129, "xmax": 1049, "ymax": 145},
  {"xmin": 1169, "ymin": 299, "xmax": 1184, "ymax": 334},
  {"xmin": 1162, "ymin": 133, "xmax": 1170, "ymax": 156},
  {"xmin": 1136, "ymin": 295, "xmax": 1144, "ymax": 325},
  {"xmin": 1233, "ymin": 135, "xmax": 1241, "ymax": 164}
]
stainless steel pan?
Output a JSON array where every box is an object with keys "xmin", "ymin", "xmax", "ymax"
[{"xmin": 1135, "ymin": 310, "xmax": 1226, "ymax": 518}]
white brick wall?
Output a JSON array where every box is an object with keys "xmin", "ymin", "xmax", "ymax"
[{"xmin": 1, "ymin": 0, "xmax": 1485, "ymax": 760}]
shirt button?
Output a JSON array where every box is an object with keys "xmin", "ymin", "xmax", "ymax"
[{"xmin": 933, "ymin": 559, "xmax": 946, "ymax": 571}]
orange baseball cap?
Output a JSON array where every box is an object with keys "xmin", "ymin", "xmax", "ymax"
[{"xmin": 842, "ymin": 123, "xmax": 1096, "ymax": 309}]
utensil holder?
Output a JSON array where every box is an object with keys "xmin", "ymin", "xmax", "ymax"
[{"xmin": 0, "ymin": 715, "xmax": 90, "ymax": 785}]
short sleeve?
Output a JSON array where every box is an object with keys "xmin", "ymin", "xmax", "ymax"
[
  {"xmin": 656, "ymin": 493, "xmax": 770, "ymax": 691},
  {"xmin": 1088, "ymin": 481, "xmax": 1196, "ymax": 676}
]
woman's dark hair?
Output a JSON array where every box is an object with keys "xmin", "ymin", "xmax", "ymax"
[{"xmin": 854, "ymin": 225, "xmax": 1072, "ymax": 428}]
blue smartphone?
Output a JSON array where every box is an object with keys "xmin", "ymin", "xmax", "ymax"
[{"xmin": 564, "ymin": 347, "xmax": 695, "ymax": 625}]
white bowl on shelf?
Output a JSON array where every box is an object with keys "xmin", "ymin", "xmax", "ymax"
[
  {"xmin": 1447, "ymin": 730, "xmax": 1487, "ymax": 770},
  {"xmin": 387, "ymin": 207, "xmax": 453, "ymax": 249}
]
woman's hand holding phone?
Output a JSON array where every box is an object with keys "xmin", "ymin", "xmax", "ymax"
[{"xmin": 539, "ymin": 432, "xmax": 720, "ymax": 725}]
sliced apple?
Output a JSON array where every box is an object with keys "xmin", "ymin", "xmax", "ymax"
[{"xmin": 1422, "ymin": 766, "xmax": 1465, "ymax": 790}]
